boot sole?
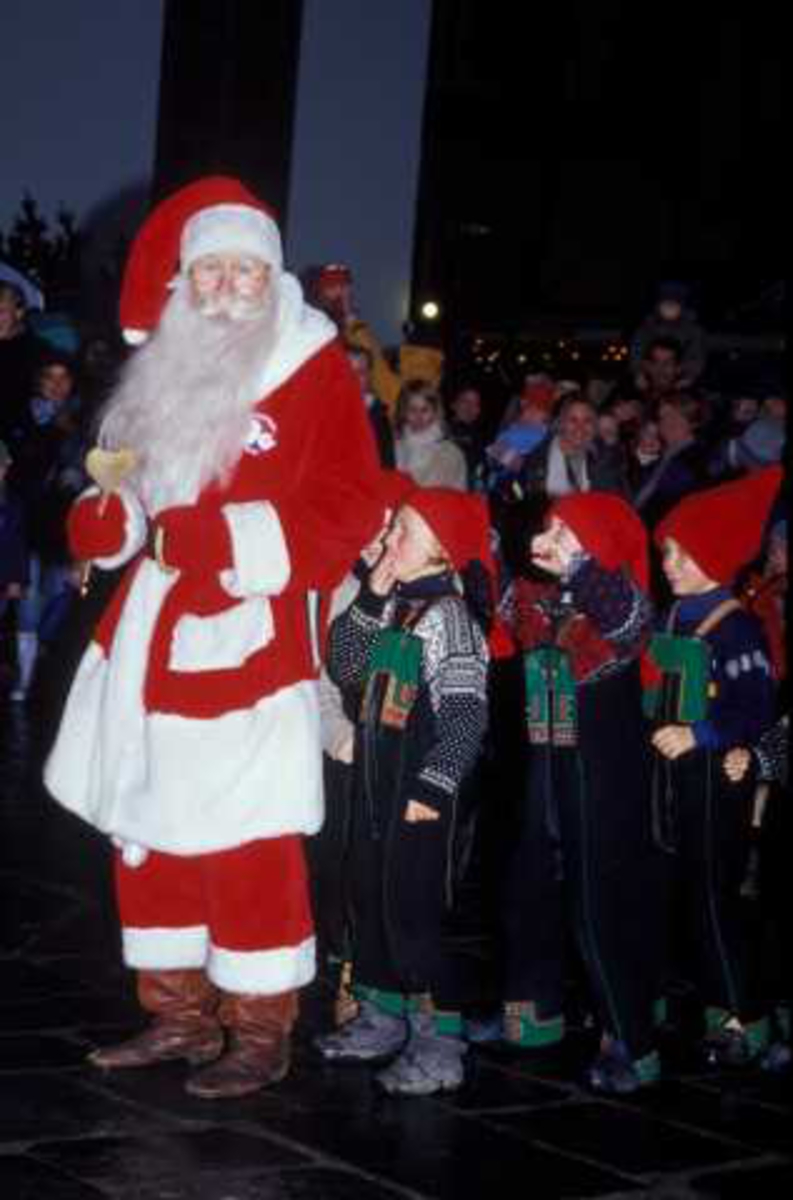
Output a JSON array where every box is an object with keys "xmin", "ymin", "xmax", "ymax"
[
  {"xmin": 185, "ymin": 1059, "xmax": 290, "ymax": 1099},
  {"xmin": 316, "ymin": 1046, "xmax": 404, "ymax": 1064},
  {"xmin": 88, "ymin": 1045, "xmax": 222, "ymax": 1070},
  {"xmin": 377, "ymin": 1075, "xmax": 463, "ymax": 1096}
]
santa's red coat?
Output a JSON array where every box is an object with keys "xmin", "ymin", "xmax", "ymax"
[{"xmin": 45, "ymin": 337, "xmax": 381, "ymax": 858}]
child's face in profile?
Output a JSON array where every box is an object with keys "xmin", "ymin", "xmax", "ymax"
[
  {"xmin": 661, "ymin": 537, "xmax": 717, "ymax": 596},
  {"xmin": 383, "ymin": 505, "xmax": 446, "ymax": 583},
  {"xmin": 531, "ymin": 516, "xmax": 582, "ymax": 577}
]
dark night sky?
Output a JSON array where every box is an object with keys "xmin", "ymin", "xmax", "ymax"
[
  {"xmin": 1, "ymin": 2, "xmax": 783, "ymax": 333},
  {"xmin": 0, "ymin": 2, "xmax": 163, "ymax": 231},
  {"xmin": 414, "ymin": 2, "xmax": 783, "ymax": 327}
]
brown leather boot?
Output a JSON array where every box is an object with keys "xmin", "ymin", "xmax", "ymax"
[
  {"xmin": 89, "ymin": 969, "xmax": 223, "ymax": 1069},
  {"xmin": 185, "ymin": 989, "xmax": 297, "ymax": 1098}
]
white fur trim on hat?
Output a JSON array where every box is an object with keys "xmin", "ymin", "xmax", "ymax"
[
  {"xmin": 181, "ymin": 203, "xmax": 282, "ymax": 271},
  {"xmin": 122, "ymin": 328, "xmax": 149, "ymax": 346}
]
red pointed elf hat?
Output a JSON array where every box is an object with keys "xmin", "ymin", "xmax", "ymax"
[
  {"xmin": 655, "ymin": 465, "xmax": 783, "ymax": 584},
  {"xmin": 118, "ymin": 176, "xmax": 281, "ymax": 344},
  {"xmin": 407, "ymin": 487, "xmax": 514, "ymax": 658},
  {"xmin": 551, "ymin": 491, "xmax": 650, "ymax": 591},
  {"xmin": 550, "ymin": 490, "xmax": 657, "ymax": 688}
]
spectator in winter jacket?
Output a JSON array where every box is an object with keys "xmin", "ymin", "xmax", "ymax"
[{"xmin": 630, "ymin": 281, "xmax": 707, "ymax": 391}]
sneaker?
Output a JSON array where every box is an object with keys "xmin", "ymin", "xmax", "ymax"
[
  {"xmin": 587, "ymin": 1037, "xmax": 661, "ymax": 1095},
  {"xmin": 376, "ymin": 1013, "xmax": 467, "ymax": 1096},
  {"xmin": 702, "ymin": 1015, "xmax": 770, "ymax": 1068},
  {"xmin": 314, "ymin": 1000, "xmax": 406, "ymax": 1062},
  {"xmin": 760, "ymin": 1041, "xmax": 791, "ymax": 1074}
]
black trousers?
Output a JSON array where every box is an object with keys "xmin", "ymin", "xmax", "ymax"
[
  {"xmin": 305, "ymin": 756, "xmax": 355, "ymax": 962},
  {"xmin": 663, "ymin": 749, "xmax": 761, "ymax": 1021},
  {"xmin": 347, "ymin": 771, "xmax": 478, "ymax": 1008},
  {"xmin": 502, "ymin": 667, "xmax": 666, "ymax": 1057}
]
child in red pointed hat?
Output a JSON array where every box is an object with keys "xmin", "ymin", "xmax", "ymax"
[
  {"xmin": 648, "ymin": 466, "xmax": 781, "ymax": 1068},
  {"xmin": 493, "ymin": 490, "xmax": 665, "ymax": 1093},
  {"xmin": 315, "ymin": 486, "xmax": 494, "ymax": 1095}
]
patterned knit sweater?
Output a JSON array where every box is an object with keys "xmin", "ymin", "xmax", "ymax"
[{"xmin": 327, "ymin": 571, "xmax": 489, "ymax": 810}]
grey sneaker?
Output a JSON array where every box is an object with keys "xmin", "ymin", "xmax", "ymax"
[
  {"xmin": 314, "ymin": 1001, "xmax": 406, "ymax": 1062},
  {"xmin": 587, "ymin": 1037, "xmax": 661, "ymax": 1094},
  {"xmin": 760, "ymin": 1041, "xmax": 791, "ymax": 1074},
  {"xmin": 376, "ymin": 1013, "xmax": 467, "ymax": 1095}
]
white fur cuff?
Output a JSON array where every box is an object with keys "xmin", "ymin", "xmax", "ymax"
[{"xmin": 220, "ymin": 501, "xmax": 291, "ymax": 597}]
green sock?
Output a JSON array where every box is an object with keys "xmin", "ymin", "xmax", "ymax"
[
  {"xmin": 633, "ymin": 1049, "xmax": 662, "ymax": 1085},
  {"xmin": 743, "ymin": 1016, "xmax": 771, "ymax": 1056},
  {"xmin": 353, "ymin": 985, "xmax": 406, "ymax": 1017},
  {"xmin": 434, "ymin": 1010, "xmax": 464, "ymax": 1037},
  {"xmin": 505, "ymin": 1002, "xmax": 565, "ymax": 1047},
  {"xmin": 705, "ymin": 1005, "xmax": 731, "ymax": 1034}
]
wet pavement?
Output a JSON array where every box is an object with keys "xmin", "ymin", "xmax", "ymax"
[{"xmin": 1, "ymin": 658, "xmax": 792, "ymax": 1198}]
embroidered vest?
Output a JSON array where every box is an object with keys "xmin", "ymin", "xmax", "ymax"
[
  {"xmin": 524, "ymin": 645, "xmax": 578, "ymax": 747},
  {"xmin": 642, "ymin": 597, "xmax": 740, "ymax": 723}
]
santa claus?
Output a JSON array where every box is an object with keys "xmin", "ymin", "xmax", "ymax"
[{"xmin": 44, "ymin": 177, "xmax": 382, "ymax": 1098}]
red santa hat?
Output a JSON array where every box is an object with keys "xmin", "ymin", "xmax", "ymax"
[
  {"xmin": 551, "ymin": 492, "xmax": 649, "ymax": 591},
  {"xmin": 118, "ymin": 176, "xmax": 281, "ymax": 344},
  {"xmin": 406, "ymin": 488, "xmax": 513, "ymax": 657},
  {"xmin": 655, "ymin": 465, "xmax": 783, "ymax": 584},
  {"xmin": 317, "ymin": 263, "xmax": 353, "ymax": 288}
]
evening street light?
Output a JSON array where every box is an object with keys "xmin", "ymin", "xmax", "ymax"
[{"xmin": 420, "ymin": 300, "xmax": 440, "ymax": 320}]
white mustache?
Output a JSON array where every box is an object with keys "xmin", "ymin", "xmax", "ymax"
[{"xmin": 194, "ymin": 292, "xmax": 267, "ymax": 322}]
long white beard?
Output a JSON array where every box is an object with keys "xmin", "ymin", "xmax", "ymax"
[{"xmin": 98, "ymin": 280, "xmax": 280, "ymax": 510}]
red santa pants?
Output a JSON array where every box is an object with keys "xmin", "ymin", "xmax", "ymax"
[{"xmin": 115, "ymin": 836, "xmax": 315, "ymax": 995}]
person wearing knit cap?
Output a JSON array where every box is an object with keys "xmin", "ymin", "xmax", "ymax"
[
  {"xmin": 648, "ymin": 466, "xmax": 781, "ymax": 1067},
  {"xmin": 42, "ymin": 176, "xmax": 383, "ymax": 1099},
  {"xmin": 308, "ymin": 261, "xmax": 444, "ymax": 423},
  {"xmin": 493, "ymin": 491, "xmax": 665, "ymax": 1093},
  {"xmin": 315, "ymin": 488, "xmax": 492, "ymax": 1095}
]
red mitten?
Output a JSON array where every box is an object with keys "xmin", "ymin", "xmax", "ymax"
[
  {"xmin": 67, "ymin": 492, "xmax": 126, "ymax": 560},
  {"xmin": 153, "ymin": 505, "xmax": 233, "ymax": 574}
]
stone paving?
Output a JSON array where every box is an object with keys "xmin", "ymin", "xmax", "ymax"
[{"xmin": 1, "ymin": 666, "xmax": 791, "ymax": 1199}]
